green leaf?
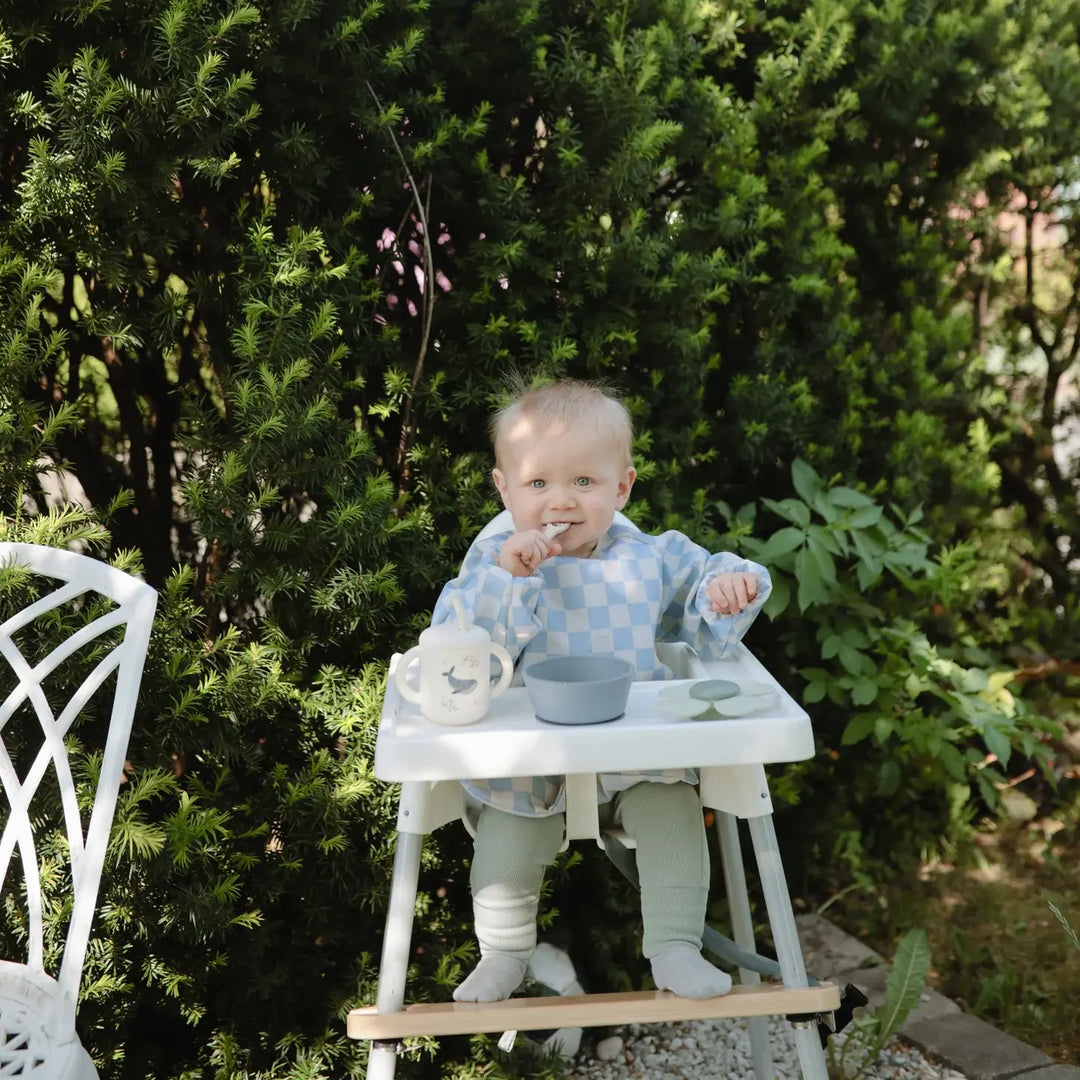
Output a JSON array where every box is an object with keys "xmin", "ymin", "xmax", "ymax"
[
  {"xmin": 938, "ymin": 744, "xmax": 967, "ymax": 782},
  {"xmin": 794, "ymin": 547, "xmax": 829, "ymax": 611},
  {"xmin": 763, "ymin": 574, "xmax": 791, "ymax": 618},
  {"xmin": 829, "ymin": 485, "xmax": 875, "ymax": 508},
  {"xmin": 762, "ymin": 496, "xmax": 810, "ymax": 527},
  {"xmin": 837, "ymin": 641, "xmax": 869, "ymax": 676},
  {"xmin": 735, "ymin": 502, "xmax": 757, "ymax": 527},
  {"xmin": 841, "ymin": 713, "xmax": 876, "ymax": 744},
  {"xmin": 757, "ymin": 526, "xmax": 805, "ymax": 563},
  {"xmin": 878, "ymin": 930, "xmax": 931, "ymax": 1041},
  {"xmin": 976, "ymin": 770, "xmax": 1001, "ymax": 809},
  {"xmin": 791, "ymin": 458, "xmax": 822, "ymax": 504},
  {"xmin": 812, "ymin": 490, "xmax": 841, "ymax": 524},
  {"xmin": 877, "ymin": 758, "xmax": 902, "ymax": 795},
  {"xmin": 852, "ymin": 677, "xmax": 878, "ymax": 705},
  {"xmin": 807, "ymin": 534, "xmax": 837, "ymax": 583},
  {"xmin": 884, "ymin": 541, "xmax": 930, "ymax": 570},
  {"xmin": 982, "ymin": 724, "xmax": 1012, "ymax": 767},
  {"xmin": 109, "ymin": 818, "xmax": 167, "ymax": 860},
  {"xmin": 847, "ymin": 504, "xmax": 884, "ymax": 528},
  {"xmin": 850, "ymin": 527, "xmax": 884, "ymax": 560},
  {"xmin": 856, "ymin": 559, "xmax": 881, "ymax": 591},
  {"xmin": 807, "ymin": 522, "xmax": 844, "ymax": 556}
]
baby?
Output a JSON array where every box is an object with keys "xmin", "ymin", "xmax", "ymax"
[{"xmin": 430, "ymin": 379, "xmax": 770, "ymax": 1003}]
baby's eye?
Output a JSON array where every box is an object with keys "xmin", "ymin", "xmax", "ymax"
[
  {"xmin": 574, "ymin": 476, "xmax": 592, "ymax": 487},
  {"xmin": 529, "ymin": 479, "xmax": 546, "ymax": 490}
]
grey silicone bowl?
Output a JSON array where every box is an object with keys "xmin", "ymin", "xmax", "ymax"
[{"xmin": 523, "ymin": 655, "xmax": 634, "ymax": 725}]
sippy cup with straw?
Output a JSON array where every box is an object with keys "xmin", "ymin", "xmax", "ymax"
[{"xmin": 395, "ymin": 598, "xmax": 513, "ymax": 725}]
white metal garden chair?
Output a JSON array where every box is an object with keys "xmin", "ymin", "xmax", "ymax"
[
  {"xmin": 0, "ymin": 543, "xmax": 157, "ymax": 1079},
  {"xmin": 351, "ymin": 512, "xmax": 840, "ymax": 1080}
]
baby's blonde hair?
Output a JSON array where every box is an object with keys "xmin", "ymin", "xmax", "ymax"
[{"xmin": 491, "ymin": 378, "xmax": 634, "ymax": 467}]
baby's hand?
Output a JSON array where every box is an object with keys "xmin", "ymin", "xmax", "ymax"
[
  {"xmin": 708, "ymin": 572, "xmax": 759, "ymax": 615},
  {"xmin": 498, "ymin": 530, "xmax": 563, "ymax": 577}
]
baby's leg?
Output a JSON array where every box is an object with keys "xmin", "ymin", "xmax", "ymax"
[
  {"xmin": 454, "ymin": 805, "xmax": 565, "ymax": 1002},
  {"xmin": 616, "ymin": 781, "xmax": 732, "ymax": 999}
]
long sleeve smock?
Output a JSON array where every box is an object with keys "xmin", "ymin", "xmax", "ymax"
[{"xmin": 430, "ymin": 522, "xmax": 771, "ymax": 817}]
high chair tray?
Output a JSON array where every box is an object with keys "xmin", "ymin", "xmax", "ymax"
[{"xmin": 375, "ymin": 643, "xmax": 814, "ymax": 782}]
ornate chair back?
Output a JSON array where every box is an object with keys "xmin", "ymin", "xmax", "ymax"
[{"xmin": 0, "ymin": 543, "xmax": 157, "ymax": 1079}]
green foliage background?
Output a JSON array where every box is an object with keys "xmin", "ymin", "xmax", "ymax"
[{"xmin": 1, "ymin": 0, "xmax": 1078, "ymax": 1076}]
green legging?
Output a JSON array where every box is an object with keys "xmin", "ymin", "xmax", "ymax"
[{"xmin": 469, "ymin": 780, "xmax": 709, "ymax": 960}]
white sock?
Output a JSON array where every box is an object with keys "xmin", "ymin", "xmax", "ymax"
[
  {"xmin": 650, "ymin": 944, "xmax": 732, "ymax": 999},
  {"xmin": 453, "ymin": 953, "xmax": 528, "ymax": 1002}
]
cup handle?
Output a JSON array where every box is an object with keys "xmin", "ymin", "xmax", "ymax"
[
  {"xmin": 488, "ymin": 643, "xmax": 514, "ymax": 699},
  {"xmin": 395, "ymin": 646, "xmax": 423, "ymax": 704}
]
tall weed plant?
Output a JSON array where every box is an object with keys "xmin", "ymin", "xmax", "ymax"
[{"xmin": 826, "ymin": 930, "xmax": 931, "ymax": 1080}]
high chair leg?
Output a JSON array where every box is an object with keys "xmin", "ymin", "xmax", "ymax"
[
  {"xmin": 366, "ymin": 828, "xmax": 424, "ymax": 1080},
  {"xmin": 747, "ymin": 814, "xmax": 828, "ymax": 1080},
  {"xmin": 716, "ymin": 812, "xmax": 774, "ymax": 1080}
]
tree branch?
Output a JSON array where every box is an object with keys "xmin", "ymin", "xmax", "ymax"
[{"xmin": 365, "ymin": 81, "xmax": 437, "ymax": 498}]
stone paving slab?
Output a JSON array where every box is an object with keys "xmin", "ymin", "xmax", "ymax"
[
  {"xmin": 1017, "ymin": 1069, "xmax": 1080, "ymax": 1080},
  {"xmin": 903, "ymin": 1014, "xmax": 1052, "ymax": 1080},
  {"xmin": 795, "ymin": 913, "xmax": 1073, "ymax": 1080}
]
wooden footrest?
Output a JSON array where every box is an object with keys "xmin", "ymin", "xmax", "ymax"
[{"xmin": 348, "ymin": 981, "xmax": 840, "ymax": 1040}]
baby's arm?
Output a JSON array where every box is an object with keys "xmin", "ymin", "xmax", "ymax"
[
  {"xmin": 656, "ymin": 531, "xmax": 771, "ymax": 657},
  {"xmin": 431, "ymin": 534, "xmax": 544, "ymax": 659},
  {"xmin": 498, "ymin": 528, "xmax": 564, "ymax": 576}
]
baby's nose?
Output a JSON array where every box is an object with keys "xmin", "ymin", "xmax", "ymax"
[{"xmin": 549, "ymin": 486, "xmax": 577, "ymax": 507}]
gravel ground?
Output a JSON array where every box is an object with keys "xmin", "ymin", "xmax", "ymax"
[{"xmin": 563, "ymin": 1016, "xmax": 967, "ymax": 1080}]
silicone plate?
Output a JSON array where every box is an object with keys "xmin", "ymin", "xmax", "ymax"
[
  {"xmin": 655, "ymin": 679, "xmax": 779, "ymax": 721},
  {"xmin": 709, "ymin": 690, "xmax": 779, "ymax": 717}
]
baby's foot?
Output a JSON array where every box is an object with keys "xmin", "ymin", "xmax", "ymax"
[
  {"xmin": 650, "ymin": 944, "xmax": 732, "ymax": 999},
  {"xmin": 453, "ymin": 953, "xmax": 528, "ymax": 1002}
]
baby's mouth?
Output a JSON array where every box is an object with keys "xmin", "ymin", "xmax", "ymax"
[{"xmin": 543, "ymin": 522, "xmax": 573, "ymax": 540}]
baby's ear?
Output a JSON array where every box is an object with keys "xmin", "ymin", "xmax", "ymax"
[
  {"xmin": 615, "ymin": 466, "xmax": 637, "ymax": 507},
  {"xmin": 492, "ymin": 467, "xmax": 510, "ymax": 505}
]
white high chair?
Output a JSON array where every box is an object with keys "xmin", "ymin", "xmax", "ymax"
[
  {"xmin": 0, "ymin": 543, "xmax": 158, "ymax": 1079},
  {"xmin": 349, "ymin": 512, "xmax": 837, "ymax": 1079}
]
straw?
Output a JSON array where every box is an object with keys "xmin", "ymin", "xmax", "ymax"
[{"xmin": 451, "ymin": 595, "xmax": 469, "ymax": 631}]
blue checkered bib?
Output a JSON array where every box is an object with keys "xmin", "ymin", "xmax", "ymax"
[{"xmin": 431, "ymin": 524, "xmax": 771, "ymax": 816}]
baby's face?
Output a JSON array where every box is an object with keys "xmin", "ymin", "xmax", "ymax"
[{"xmin": 492, "ymin": 419, "xmax": 635, "ymax": 558}]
